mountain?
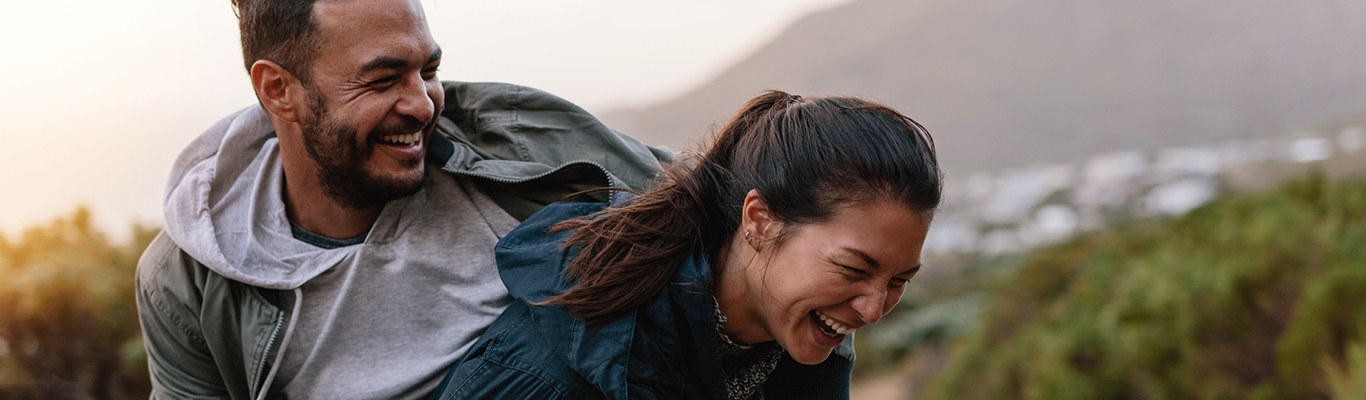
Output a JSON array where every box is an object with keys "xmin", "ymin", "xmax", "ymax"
[{"xmin": 602, "ymin": 0, "xmax": 1366, "ymax": 173}]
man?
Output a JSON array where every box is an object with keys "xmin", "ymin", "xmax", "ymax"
[{"xmin": 136, "ymin": 0, "xmax": 849, "ymax": 399}]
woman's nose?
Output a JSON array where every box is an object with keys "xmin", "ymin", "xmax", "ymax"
[{"xmin": 850, "ymin": 286, "xmax": 888, "ymax": 324}]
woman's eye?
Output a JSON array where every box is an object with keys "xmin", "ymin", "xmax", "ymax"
[{"xmin": 840, "ymin": 265, "xmax": 865, "ymax": 275}]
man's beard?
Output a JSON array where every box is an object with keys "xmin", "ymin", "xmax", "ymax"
[{"xmin": 299, "ymin": 91, "xmax": 428, "ymax": 210}]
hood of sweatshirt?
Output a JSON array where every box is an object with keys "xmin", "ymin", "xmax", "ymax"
[{"xmin": 163, "ymin": 105, "xmax": 352, "ymax": 290}]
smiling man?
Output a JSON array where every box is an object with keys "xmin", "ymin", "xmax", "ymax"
[{"xmin": 134, "ymin": 0, "xmax": 671, "ymax": 399}]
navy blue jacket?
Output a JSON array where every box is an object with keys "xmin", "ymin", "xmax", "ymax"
[{"xmin": 431, "ymin": 200, "xmax": 853, "ymax": 399}]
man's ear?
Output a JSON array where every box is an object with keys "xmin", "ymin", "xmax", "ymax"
[
  {"xmin": 741, "ymin": 189, "xmax": 779, "ymax": 245},
  {"xmin": 250, "ymin": 60, "xmax": 305, "ymax": 123}
]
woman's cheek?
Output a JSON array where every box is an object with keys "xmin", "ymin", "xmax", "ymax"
[{"xmin": 883, "ymin": 289, "xmax": 904, "ymax": 315}]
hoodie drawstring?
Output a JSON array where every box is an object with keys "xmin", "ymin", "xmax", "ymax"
[{"xmin": 256, "ymin": 288, "xmax": 302, "ymax": 400}]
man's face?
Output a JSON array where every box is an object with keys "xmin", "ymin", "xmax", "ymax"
[{"xmin": 296, "ymin": 0, "xmax": 444, "ymax": 209}]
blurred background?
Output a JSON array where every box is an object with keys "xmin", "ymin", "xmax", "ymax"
[{"xmin": 2, "ymin": 0, "xmax": 1364, "ymax": 398}]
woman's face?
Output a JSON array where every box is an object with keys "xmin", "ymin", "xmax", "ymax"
[{"xmin": 722, "ymin": 195, "xmax": 930, "ymax": 365}]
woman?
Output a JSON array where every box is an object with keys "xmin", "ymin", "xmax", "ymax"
[{"xmin": 431, "ymin": 91, "xmax": 942, "ymax": 400}]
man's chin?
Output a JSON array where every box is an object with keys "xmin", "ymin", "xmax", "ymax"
[
  {"xmin": 319, "ymin": 162, "xmax": 427, "ymax": 210},
  {"xmin": 374, "ymin": 164, "xmax": 427, "ymax": 196}
]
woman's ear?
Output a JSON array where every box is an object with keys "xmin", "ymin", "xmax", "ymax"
[{"xmin": 741, "ymin": 189, "xmax": 777, "ymax": 248}]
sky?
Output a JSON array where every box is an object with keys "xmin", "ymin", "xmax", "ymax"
[{"xmin": 0, "ymin": 0, "xmax": 851, "ymax": 241}]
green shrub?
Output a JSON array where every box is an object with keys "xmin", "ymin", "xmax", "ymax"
[
  {"xmin": 927, "ymin": 174, "xmax": 1366, "ymax": 400},
  {"xmin": 0, "ymin": 208, "xmax": 156, "ymax": 400},
  {"xmin": 1325, "ymin": 340, "xmax": 1366, "ymax": 400}
]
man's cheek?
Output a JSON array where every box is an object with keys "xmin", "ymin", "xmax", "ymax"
[{"xmin": 428, "ymin": 87, "xmax": 444, "ymax": 116}]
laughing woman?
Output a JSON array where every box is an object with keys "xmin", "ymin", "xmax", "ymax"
[{"xmin": 431, "ymin": 91, "xmax": 942, "ymax": 400}]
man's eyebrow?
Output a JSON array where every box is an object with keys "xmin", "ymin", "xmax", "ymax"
[
  {"xmin": 357, "ymin": 49, "xmax": 441, "ymax": 74},
  {"xmin": 358, "ymin": 55, "xmax": 412, "ymax": 74},
  {"xmin": 899, "ymin": 265, "xmax": 922, "ymax": 276}
]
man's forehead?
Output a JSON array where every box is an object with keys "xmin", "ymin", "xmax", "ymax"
[
  {"xmin": 311, "ymin": 0, "xmax": 437, "ymax": 69},
  {"xmin": 313, "ymin": 0, "xmax": 429, "ymax": 34}
]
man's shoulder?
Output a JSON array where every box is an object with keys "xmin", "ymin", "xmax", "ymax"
[
  {"xmin": 137, "ymin": 231, "xmax": 202, "ymax": 292},
  {"xmin": 441, "ymin": 81, "xmax": 579, "ymax": 112},
  {"xmin": 136, "ymin": 231, "xmax": 260, "ymax": 311}
]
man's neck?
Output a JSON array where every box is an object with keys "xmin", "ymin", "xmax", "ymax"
[
  {"xmin": 268, "ymin": 115, "xmax": 384, "ymax": 239},
  {"xmin": 281, "ymin": 173, "xmax": 383, "ymax": 239},
  {"xmin": 277, "ymin": 142, "xmax": 385, "ymax": 238},
  {"xmin": 280, "ymin": 162, "xmax": 383, "ymax": 240}
]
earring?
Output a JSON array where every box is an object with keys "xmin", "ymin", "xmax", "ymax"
[{"xmin": 745, "ymin": 231, "xmax": 753, "ymax": 244}]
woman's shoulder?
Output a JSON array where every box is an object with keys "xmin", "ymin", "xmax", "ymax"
[
  {"xmin": 493, "ymin": 200, "xmax": 606, "ymax": 301},
  {"xmin": 497, "ymin": 200, "xmax": 607, "ymax": 250},
  {"xmin": 482, "ymin": 196, "xmax": 729, "ymax": 399},
  {"xmin": 494, "ymin": 194, "xmax": 640, "ymax": 301}
]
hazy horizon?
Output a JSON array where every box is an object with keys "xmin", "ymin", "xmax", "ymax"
[{"xmin": 0, "ymin": 0, "xmax": 851, "ymax": 240}]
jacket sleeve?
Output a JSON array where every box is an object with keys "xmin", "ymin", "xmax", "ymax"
[
  {"xmin": 135, "ymin": 232, "xmax": 233, "ymax": 399},
  {"xmin": 610, "ymin": 128, "xmax": 675, "ymax": 167}
]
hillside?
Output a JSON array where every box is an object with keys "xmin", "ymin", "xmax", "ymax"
[
  {"xmin": 603, "ymin": 0, "xmax": 1366, "ymax": 173},
  {"xmin": 856, "ymin": 174, "xmax": 1366, "ymax": 399}
]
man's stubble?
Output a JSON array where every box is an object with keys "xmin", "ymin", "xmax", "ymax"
[{"xmin": 299, "ymin": 89, "xmax": 428, "ymax": 210}]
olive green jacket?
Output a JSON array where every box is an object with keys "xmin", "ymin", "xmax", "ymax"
[{"xmin": 135, "ymin": 81, "xmax": 672, "ymax": 399}]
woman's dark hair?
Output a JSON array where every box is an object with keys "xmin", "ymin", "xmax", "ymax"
[{"xmin": 546, "ymin": 90, "xmax": 943, "ymax": 325}]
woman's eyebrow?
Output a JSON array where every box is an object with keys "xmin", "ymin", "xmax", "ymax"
[
  {"xmin": 840, "ymin": 247, "xmax": 920, "ymax": 275},
  {"xmin": 840, "ymin": 247, "xmax": 880, "ymax": 269}
]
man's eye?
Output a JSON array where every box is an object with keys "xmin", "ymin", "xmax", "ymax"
[
  {"xmin": 889, "ymin": 278, "xmax": 909, "ymax": 288},
  {"xmin": 422, "ymin": 68, "xmax": 439, "ymax": 78},
  {"xmin": 372, "ymin": 76, "xmax": 399, "ymax": 85}
]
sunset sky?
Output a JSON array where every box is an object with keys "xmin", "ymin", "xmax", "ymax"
[{"xmin": 0, "ymin": 0, "xmax": 850, "ymax": 240}]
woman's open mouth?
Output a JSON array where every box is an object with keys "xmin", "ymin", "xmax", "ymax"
[{"xmin": 810, "ymin": 310, "xmax": 854, "ymax": 340}]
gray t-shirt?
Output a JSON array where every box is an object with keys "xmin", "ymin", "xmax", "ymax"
[{"xmin": 268, "ymin": 170, "xmax": 519, "ymax": 399}]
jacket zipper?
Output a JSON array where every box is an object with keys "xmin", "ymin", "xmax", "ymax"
[{"xmin": 251, "ymin": 311, "xmax": 285, "ymax": 397}]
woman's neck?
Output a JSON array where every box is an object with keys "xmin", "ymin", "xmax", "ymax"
[{"xmin": 712, "ymin": 234, "xmax": 773, "ymax": 344}]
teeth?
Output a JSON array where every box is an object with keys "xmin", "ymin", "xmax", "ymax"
[
  {"xmin": 813, "ymin": 310, "xmax": 855, "ymax": 337},
  {"xmin": 380, "ymin": 132, "xmax": 422, "ymax": 145}
]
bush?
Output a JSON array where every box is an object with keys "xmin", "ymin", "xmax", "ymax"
[
  {"xmin": 0, "ymin": 208, "xmax": 156, "ymax": 400},
  {"xmin": 927, "ymin": 174, "xmax": 1366, "ymax": 400}
]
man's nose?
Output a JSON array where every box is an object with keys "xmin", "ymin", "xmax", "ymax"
[
  {"xmin": 851, "ymin": 285, "xmax": 888, "ymax": 324},
  {"xmin": 394, "ymin": 75, "xmax": 435, "ymax": 123}
]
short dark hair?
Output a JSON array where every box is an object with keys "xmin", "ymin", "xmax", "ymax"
[{"xmin": 232, "ymin": 0, "xmax": 322, "ymax": 83}]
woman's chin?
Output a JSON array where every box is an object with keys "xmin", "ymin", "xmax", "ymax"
[
  {"xmin": 783, "ymin": 317, "xmax": 841, "ymax": 365},
  {"xmin": 786, "ymin": 346, "xmax": 835, "ymax": 365}
]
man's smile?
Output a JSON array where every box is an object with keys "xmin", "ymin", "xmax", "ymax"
[{"xmin": 377, "ymin": 131, "xmax": 423, "ymax": 146}]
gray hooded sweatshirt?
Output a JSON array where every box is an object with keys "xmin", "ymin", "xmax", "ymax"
[{"xmin": 168, "ymin": 101, "xmax": 533, "ymax": 398}]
